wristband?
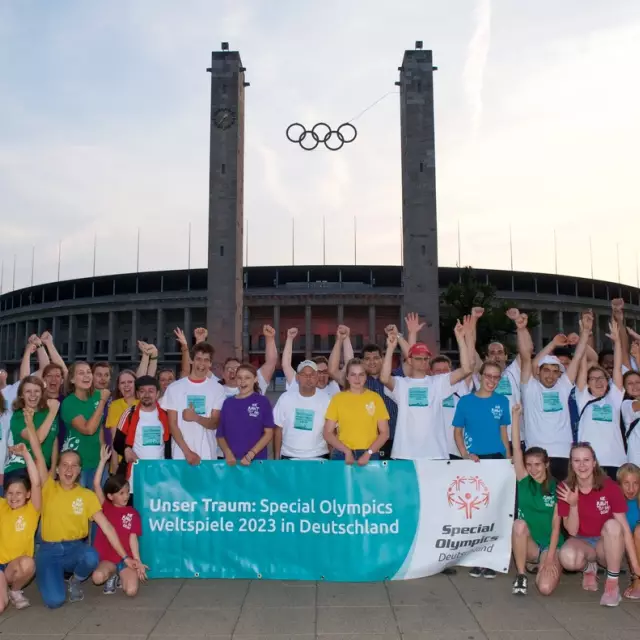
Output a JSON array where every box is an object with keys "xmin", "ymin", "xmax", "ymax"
[
  {"xmin": 117, "ymin": 555, "xmax": 129, "ymax": 571},
  {"xmin": 149, "ymin": 356, "xmax": 158, "ymax": 360}
]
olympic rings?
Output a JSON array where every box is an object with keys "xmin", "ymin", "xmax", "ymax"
[{"xmin": 286, "ymin": 122, "xmax": 357, "ymax": 151}]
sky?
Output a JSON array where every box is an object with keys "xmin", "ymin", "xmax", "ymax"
[{"xmin": 2, "ymin": 0, "xmax": 640, "ymax": 292}]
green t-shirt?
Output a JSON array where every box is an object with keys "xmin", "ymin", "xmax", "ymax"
[
  {"xmin": 517, "ymin": 475, "xmax": 565, "ymax": 550},
  {"xmin": 61, "ymin": 391, "xmax": 103, "ymax": 470},
  {"xmin": 4, "ymin": 408, "xmax": 59, "ymax": 473}
]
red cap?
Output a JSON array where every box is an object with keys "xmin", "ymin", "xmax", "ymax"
[{"xmin": 408, "ymin": 342, "xmax": 431, "ymax": 358}]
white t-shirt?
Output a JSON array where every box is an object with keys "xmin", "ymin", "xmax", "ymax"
[
  {"xmin": 621, "ymin": 399, "xmax": 640, "ymax": 467},
  {"xmin": 473, "ymin": 360, "xmax": 522, "ymax": 441},
  {"xmin": 161, "ymin": 377, "xmax": 225, "ymax": 460},
  {"xmin": 441, "ymin": 380, "xmax": 471, "ymax": 457},
  {"xmin": 129, "ymin": 407, "xmax": 166, "ymax": 492},
  {"xmin": 522, "ymin": 374, "xmax": 574, "ymax": 458},
  {"xmin": 0, "ymin": 382, "xmax": 19, "ymax": 471},
  {"xmin": 576, "ymin": 385, "xmax": 626, "ymax": 467},
  {"xmin": 257, "ymin": 369, "xmax": 270, "ymax": 395},
  {"xmin": 285, "ymin": 379, "xmax": 340, "ymax": 398},
  {"xmin": 273, "ymin": 390, "xmax": 330, "ymax": 459},
  {"xmin": 385, "ymin": 374, "xmax": 455, "ymax": 460}
]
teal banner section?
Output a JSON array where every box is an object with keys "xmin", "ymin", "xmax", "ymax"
[{"xmin": 134, "ymin": 460, "xmax": 420, "ymax": 581}]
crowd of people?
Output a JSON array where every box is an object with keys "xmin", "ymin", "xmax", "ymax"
[{"xmin": 0, "ymin": 301, "xmax": 640, "ymax": 611}]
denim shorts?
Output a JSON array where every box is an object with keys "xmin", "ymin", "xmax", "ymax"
[
  {"xmin": 576, "ymin": 535, "xmax": 600, "ymax": 548},
  {"xmin": 0, "ymin": 563, "xmax": 6, "ymax": 572}
]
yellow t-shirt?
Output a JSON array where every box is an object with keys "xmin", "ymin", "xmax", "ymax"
[
  {"xmin": 0, "ymin": 499, "xmax": 40, "ymax": 563},
  {"xmin": 106, "ymin": 397, "xmax": 139, "ymax": 430},
  {"xmin": 325, "ymin": 390, "xmax": 390, "ymax": 450},
  {"xmin": 41, "ymin": 478, "xmax": 102, "ymax": 543}
]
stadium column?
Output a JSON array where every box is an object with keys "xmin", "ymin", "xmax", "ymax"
[
  {"xmin": 157, "ymin": 308, "xmax": 165, "ymax": 359},
  {"xmin": 273, "ymin": 305, "xmax": 280, "ymax": 351},
  {"xmin": 368, "ymin": 305, "xmax": 376, "ymax": 344},
  {"xmin": 206, "ymin": 46, "xmax": 247, "ymax": 362},
  {"xmin": 305, "ymin": 305, "xmax": 312, "ymax": 359},
  {"xmin": 68, "ymin": 316, "xmax": 76, "ymax": 361},
  {"xmin": 242, "ymin": 306, "xmax": 250, "ymax": 356},
  {"xmin": 183, "ymin": 308, "xmax": 192, "ymax": 348},
  {"xmin": 87, "ymin": 313, "xmax": 95, "ymax": 362},
  {"xmin": 557, "ymin": 310, "xmax": 564, "ymax": 333},
  {"xmin": 398, "ymin": 46, "xmax": 440, "ymax": 353},
  {"xmin": 107, "ymin": 312, "xmax": 115, "ymax": 363},
  {"xmin": 130, "ymin": 310, "xmax": 138, "ymax": 361},
  {"xmin": 337, "ymin": 304, "xmax": 344, "ymax": 326}
]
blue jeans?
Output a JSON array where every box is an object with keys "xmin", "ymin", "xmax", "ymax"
[
  {"xmin": 36, "ymin": 541, "xmax": 99, "ymax": 609},
  {"xmin": 331, "ymin": 449, "xmax": 381, "ymax": 461}
]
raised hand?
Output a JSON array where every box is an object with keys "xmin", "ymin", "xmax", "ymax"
[
  {"xmin": 100, "ymin": 445, "xmax": 112, "ymax": 465},
  {"xmin": 506, "ymin": 308, "xmax": 520, "ymax": 321},
  {"xmin": 566, "ymin": 333, "xmax": 580, "ymax": 346},
  {"xmin": 612, "ymin": 298, "xmax": 624, "ymax": 317},
  {"xmin": 631, "ymin": 341, "xmax": 640, "ymax": 363},
  {"xmin": 404, "ymin": 312, "xmax": 425, "ymax": 334},
  {"xmin": 40, "ymin": 331, "xmax": 53, "ymax": 346},
  {"xmin": 194, "ymin": 327, "xmax": 208, "ymax": 343},
  {"xmin": 8, "ymin": 443, "xmax": 28, "ymax": 458},
  {"xmin": 0, "ymin": 370, "xmax": 7, "ymax": 386},
  {"xmin": 384, "ymin": 324, "xmax": 398, "ymax": 337},
  {"xmin": 515, "ymin": 313, "xmax": 528, "ymax": 331},
  {"xmin": 606, "ymin": 320, "xmax": 620, "ymax": 343},
  {"xmin": 262, "ymin": 325, "xmax": 275, "ymax": 338},
  {"xmin": 47, "ymin": 398, "xmax": 60, "ymax": 413},
  {"xmin": 147, "ymin": 344, "xmax": 158, "ymax": 358},
  {"xmin": 454, "ymin": 319, "xmax": 465, "ymax": 340},
  {"xmin": 552, "ymin": 334, "xmax": 568, "ymax": 347},
  {"xmin": 23, "ymin": 407, "xmax": 35, "ymax": 422},
  {"xmin": 386, "ymin": 333, "xmax": 398, "ymax": 349},
  {"xmin": 28, "ymin": 333, "xmax": 42, "ymax": 347},
  {"xmin": 580, "ymin": 310, "xmax": 594, "ymax": 334},
  {"xmin": 174, "ymin": 327, "xmax": 188, "ymax": 348},
  {"xmin": 99, "ymin": 388, "xmax": 111, "ymax": 402},
  {"xmin": 137, "ymin": 340, "xmax": 148, "ymax": 354},
  {"xmin": 556, "ymin": 483, "xmax": 579, "ymax": 506},
  {"xmin": 287, "ymin": 327, "xmax": 299, "ymax": 340},
  {"xmin": 336, "ymin": 325, "xmax": 351, "ymax": 340},
  {"xmin": 471, "ymin": 307, "xmax": 485, "ymax": 320}
]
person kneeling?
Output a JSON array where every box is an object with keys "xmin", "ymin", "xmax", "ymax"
[{"xmin": 91, "ymin": 446, "xmax": 147, "ymax": 596}]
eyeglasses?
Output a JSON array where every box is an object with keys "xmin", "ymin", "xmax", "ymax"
[
  {"xmin": 411, "ymin": 356, "xmax": 429, "ymax": 362},
  {"xmin": 482, "ymin": 374, "xmax": 501, "ymax": 382},
  {"xmin": 588, "ymin": 376, "xmax": 607, "ymax": 382}
]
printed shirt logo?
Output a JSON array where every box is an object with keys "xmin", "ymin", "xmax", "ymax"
[
  {"xmin": 463, "ymin": 431, "xmax": 473, "ymax": 452},
  {"xmin": 596, "ymin": 496, "xmax": 611, "ymax": 515},
  {"xmin": 62, "ymin": 436, "xmax": 81, "ymax": 452},
  {"xmin": 122, "ymin": 513, "xmax": 133, "ymax": 530},
  {"xmin": 447, "ymin": 475, "xmax": 490, "ymax": 519},
  {"xmin": 365, "ymin": 402, "xmax": 376, "ymax": 416},
  {"xmin": 247, "ymin": 403, "xmax": 260, "ymax": 418},
  {"xmin": 71, "ymin": 498, "xmax": 84, "ymax": 516},
  {"xmin": 14, "ymin": 515, "xmax": 25, "ymax": 532},
  {"xmin": 491, "ymin": 404, "xmax": 503, "ymax": 421},
  {"xmin": 543, "ymin": 494, "xmax": 556, "ymax": 508}
]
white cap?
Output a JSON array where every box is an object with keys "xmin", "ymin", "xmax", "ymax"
[
  {"xmin": 297, "ymin": 360, "xmax": 318, "ymax": 373},
  {"xmin": 538, "ymin": 355, "xmax": 566, "ymax": 373}
]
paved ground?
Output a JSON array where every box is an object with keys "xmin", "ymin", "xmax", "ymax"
[{"xmin": 1, "ymin": 571, "xmax": 640, "ymax": 640}]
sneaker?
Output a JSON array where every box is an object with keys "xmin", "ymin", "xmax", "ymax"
[
  {"xmin": 483, "ymin": 569, "xmax": 497, "ymax": 579},
  {"xmin": 600, "ymin": 579, "xmax": 621, "ymax": 607},
  {"xmin": 512, "ymin": 573, "xmax": 528, "ymax": 595},
  {"xmin": 103, "ymin": 575, "xmax": 117, "ymax": 595},
  {"xmin": 582, "ymin": 568, "xmax": 598, "ymax": 592},
  {"xmin": 8, "ymin": 590, "xmax": 30, "ymax": 610},
  {"xmin": 469, "ymin": 567, "xmax": 484, "ymax": 578},
  {"xmin": 68, "ymin": 576, "xmax": 84, "ymax": 603}
]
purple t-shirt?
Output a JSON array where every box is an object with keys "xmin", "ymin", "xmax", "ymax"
[{"xmin": 216, "ymin": 393, "xmax": 274, "ymax": 459}]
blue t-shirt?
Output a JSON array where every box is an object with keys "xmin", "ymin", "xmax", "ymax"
[
  {"xmin": 626, "ymin": 498, "xmax": 640, "ymax": 531},
  {"xmin": 452, "ymin": 393, "xmax": 511, "ymax": 456}
]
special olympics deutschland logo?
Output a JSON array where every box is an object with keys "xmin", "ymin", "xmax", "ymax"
[{"xmin": 447, "ymin": 476, "xmax": 490, "ymax": 519}]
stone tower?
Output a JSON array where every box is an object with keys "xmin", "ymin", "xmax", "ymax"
[
  {"xmin": 206, "ymin": 45, "xmax": 247, "ymax": 362},
  {"xmin": 398, "ymin": 45, "xmax": 440, "ymax": 352}
]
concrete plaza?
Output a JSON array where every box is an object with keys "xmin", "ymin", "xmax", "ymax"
[{"xmin": 1, "ymin": 571, "xmax": 639, "ymax": 640}]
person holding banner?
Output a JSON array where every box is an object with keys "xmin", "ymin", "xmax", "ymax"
[
  {"xmin": 35, "ymin": 448, "xmax": 140, "ymax": 608},
  {"xmin": 452, "ymin": 360, "xmax": 511, "ymax": 579},
  {"xmin": 510, "ymin": 404, "xmax": 563, "ymax": 597},
  {"xmin": 575, "ymin": 319, "xmax": 626, "ymax": 481},
  {"xmin": 217, "ymin": 364, "xmax": 275, "ymax": 465},
  {"xmin": 273, "ymin": 360, "xmax": 331, "ymax": 460},
  {"xmin": 380, "ymin": 319, "xmax": 472, "ymax": 461},
  {"xmin": 323, "ymin": 359, "xmax": 389, "ymax": 465},
  {"xmin": 91, "ymin": 446, "xmax": 147, "ymax": 597},
  {"xmin": 557, "ymin": 443, "xmax": 640, "ymax": 606}
]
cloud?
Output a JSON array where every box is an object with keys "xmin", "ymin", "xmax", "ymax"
[{"xmin": 463, "ymin": 0, "xmax": 492, "ymax": 138}]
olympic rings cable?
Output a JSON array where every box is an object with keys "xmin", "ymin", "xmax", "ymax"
[{"xmin": 286, "ymin": 123, "xmax": 357, "ymax": 151}]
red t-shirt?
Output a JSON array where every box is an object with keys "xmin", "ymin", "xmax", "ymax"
[
  {"xmin": 93, "ymin": 501, "xmax": 142, "ymax": 564},
  {"xmin": 557, "ymin": 477, "xmax": 627, "ymax": 538}
]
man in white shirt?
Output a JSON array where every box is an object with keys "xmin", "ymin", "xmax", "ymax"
[
  {"xmin": 380, "ymin": 323, "xmax": 472, "ymax": 461},
  {"xmin": 517, "ymin": 312, "xmax": 590, "ymax": 481},
  {"xmin": 281, "ymin": 328, "xmax": 340, "ymax": 398},
  {"xmin": 162, "ymin": 343, "xmax": 225, "ymax": 465},
  {"xmin": 114, "ymin": 375, "xmax": 170, "ymax": 501},
  {"xmin": 273, "ymin": 360, "xmax": 331, "ymax": 460}
]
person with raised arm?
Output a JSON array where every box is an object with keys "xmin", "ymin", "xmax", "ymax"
[
  {"xmin": 576, "ymin": 317, "xmax": 626, "ymax": 480},
  {"xmin": 621, "ymin": 368, "xmax": 640, "ymax": 466},
  {"xmin": 510, "ymin": 404, "xmax": 563, "ymax": 597},
  {"xmin": 282, "ymin": 328, "xmax": 340, "ymax": 398},
  {"xmin": 22, "ymin": 334, "xmax": 50, "ymax": 379},
  {"xmin": 162, "ymin": 342, "xmax": 225, "ymax": 465},
  {"xmin": 4, "ymin": 377, "xmax": 59, "ymax": 481},
  {"xmin": 60, "ymin": 363, "xmax": 111, "ymax": 488},
  {"xmin": 91, "ymin": 446, "xmax": 148, "ymax": 597},
  {"xmin": 380, "ymin": 319, "xmax": 472, "ymax": 461},
  {"xmin": 135, "ymin": 341, "xmax": 159, "ymax": 379},
  {"xmin": 557, "ymin": 443, "xmax": 640, "ymax": 606},
  {"xmin": 0, "ymin": 419, "xmax": 47, "ymax": 611},
  {"xmin": 39, "ymin": 331, "xmax": 68, "ymax": 379},
  {"xmin": 517, "ymin": 311, "xmax": 590, "ymax": 481}
]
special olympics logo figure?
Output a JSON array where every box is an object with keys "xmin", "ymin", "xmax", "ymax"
[
  {"xmin": 286, "ymin": 122, "xmax": 357, "ymax": 151},
  {"xmin": 447, "ymin": 476, "xmax": 490, "ymax": 520}
]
